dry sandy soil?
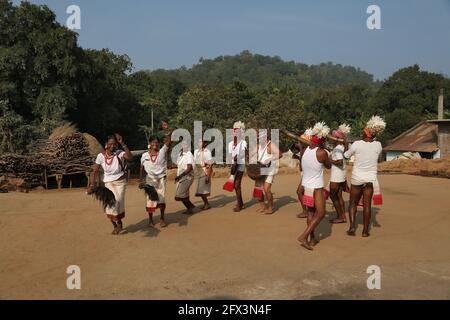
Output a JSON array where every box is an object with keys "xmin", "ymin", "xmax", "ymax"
[{"xmin": 1, "ymin": 173, "xmax": 450, "ymax": 300}]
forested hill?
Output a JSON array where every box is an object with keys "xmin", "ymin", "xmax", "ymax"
[{"xmin": 148, "ymin": 50, "xmax": 378, "ymax": 89}]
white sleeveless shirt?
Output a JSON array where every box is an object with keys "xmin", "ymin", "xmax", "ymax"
[
  {"xmin": 258, "ymin": 141, "xmax": 276, "ymax": 176},
  {"xmin": 258, "ymin": 141, "xmax": 272, "ymax": 165},
  {"xmin": 301, "ymin": 147, "xmax": 324, "ymax": 189},
  {"xmin": 330, "ymin": 144, "xmax": 346, "ymax": 183}
]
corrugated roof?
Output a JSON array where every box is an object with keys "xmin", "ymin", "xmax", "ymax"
[{"xmin": 384, "ymin": 121, "xmax": 439, "ymax": 153}]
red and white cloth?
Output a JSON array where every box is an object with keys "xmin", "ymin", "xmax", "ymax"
[
  {"xmin": 252, "ymin": 184, "xmax": 264, "ymax": 201},
  {"xmin": 303, "ymin": 187, "xmax": 315, "ymax": 207},
  {"xmin": 223, "ymin": 175, "xmax": 235, "ymax": 192},
  {"xmin": 356, "ymin": 178, "xmax": 383, "ymax": 206}
]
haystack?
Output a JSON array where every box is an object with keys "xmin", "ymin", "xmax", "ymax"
[
  {"xmin": 49, "ymin": 122, "xmax": 78, "ymax": 140},
  {"xmin": 0, "ymin": 124, "xmax": 103, "ymax": 187},
  {"xmin": 83, "ymin": 133, "xmax": 104, "ymax": 156},
  {"xmin": 379, "ymin": 158, "xmax": 450, "ymax": 178}
]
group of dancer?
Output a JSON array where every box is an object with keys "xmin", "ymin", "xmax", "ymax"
[
  {"xmin": 87, "ymin": 116, "xmax": 385, "ymax": 252},
  {"xmin": 294, "ymin": 116, "xmax": 385, "ymax": 250},
  {"xmin": 223, "ymin": 121, "xmax": 281, "ymax": 214},
  {"xmin": 87, "ymin": 129, "xmax": 214, "ymax": 233}
]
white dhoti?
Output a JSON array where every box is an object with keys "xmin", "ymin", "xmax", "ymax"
[
  {"xmin": 145, "ymin": 176, "xmax": 166, "ymax": 212},
  {"xmin": 104, "ymin": 179, "xmax": 127, "ymax": 221},
  {"xmin": 195, "ymin": 167, "xmax": 211, "ymax": 197},
  {"xmin": 352, "ymin": 177, "xmax": 383, "ymax": 206},
  {"xmin": 264, "ymin": 174, "xmax": 274, "ymax": 184},
  {"xmin": 175, "ymin": 173, "xmax": 194, "ymax": 201}
]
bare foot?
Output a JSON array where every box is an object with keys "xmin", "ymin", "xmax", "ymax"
[
  {"xmin": 111, "ymin": 227, "xmax": 119, "ymax": 235},
  {"xmin": 297, "ymin": 212, "xmax": 308, "ymax": 218},
  {"xmin": 297, "ymin": 237, "xmax": 314, "ymax": 251},
  {"xmin": 148, "ymin": 221, "xmax": 155, "ymax": 228},
  {"xmin": 330, "ymin": 217, "xmax": 347, "ymax": 224},
  {"xmin": 362, "ymin": 231, "xmax": 370, "ymax": 237},
  {"xmin": 202, "ymin": 204, "xmax": 211, "ymax": 210},
  {"xmin": 116, "ymin": 225, "xmax": 126, "ymax": 235},
  {"xmin": 310, "ymin": 238, "xmax": 320, "ymax": 246},
  {"xmin": 160, "ymin": 219, "xmax": 168, "ymax": 228},
  {"xmin": 264, "ymin": 207, "xmax": 273, "ymax": 215},
  {"xmin": 257, "ymin": 205, "xmax": 267, "ymax": 213},
  {"xmin": 347, "ymin": 227, "xmax": 356, "ymax": 236},
  {"xmin": 233, "ymin": 206, "xmax": 242, "ymax": 212}
]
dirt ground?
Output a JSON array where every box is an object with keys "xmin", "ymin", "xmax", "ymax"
[{"xmin": 1, "ymin": 173, "xmax": 450, "ymax": 300}]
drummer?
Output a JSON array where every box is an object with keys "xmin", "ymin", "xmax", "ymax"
[
  {"xmin": 227, "ymin": 121, "xmax": 247, "ymax": 212},
  {"xmin": 253, "ymin": 130, "xmax": 282, "ymax": 215}
]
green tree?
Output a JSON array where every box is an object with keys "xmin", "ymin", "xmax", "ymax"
[
  {"xmin": 369, "ymin": 65, "xmax": 450, "ymax": 141},
  {"xmin": 176, "ymin": 81, "xmax": 257, "ymax": 131},
  {"xmin": 126, "ymin": 70, "xmax": 186, "ymax": 141},
  {"xmin": 254, "ymin": 86, "xmax": 308, "ymax": 150},
  {"xmin": 306, "ymin": 84, "xmax": 373, "ymax": 133},
  {"xmin": 146, "ymin": 50, "xmax": 377, "ymax": 90},
  {"xmin": 0, "ymin": 99, "xmax": 38, "ymax": 153},
  {"xmin": 0, "ymin": 0, "xmax": 83, "ymax": 146}
]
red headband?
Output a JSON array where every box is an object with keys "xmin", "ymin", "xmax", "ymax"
[
  {"xmin": 311, "ymin": 135, "xmax": 326, "ymax": 145},
  {"xmin": 363, "ymin": 128, "xmax": 373, "ymax": 138},
  {"xmin": 332, "ymin": 130, "xmax": 345, "ymax": 139}
]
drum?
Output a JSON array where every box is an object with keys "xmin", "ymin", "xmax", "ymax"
[{"xmin": 246, "ymin": 163, "xmax": 268, "ymax": 181}]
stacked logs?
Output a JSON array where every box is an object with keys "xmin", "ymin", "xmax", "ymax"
[
  {"xmin": 0, "ymin": 154, "xmax": 44, "ymax": 185},
  {"xmin": 40, "ymin": 132, "xmax": 94, "ymax": 175},
  {"xmin": 0, "ymin": 132, "xmax": 95, "ymax": 186}
]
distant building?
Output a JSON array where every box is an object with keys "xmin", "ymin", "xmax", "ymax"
[
  {"xmin": 384, "ymin": 89, "xmax": 449, "ymax": 161},
  {"xmin": 427, "ymin": 119, "xmax": 450, "ymax": 158},
  {"xmin": 384, "ymin": 121, "xmax": 440, "ymax": 161}
]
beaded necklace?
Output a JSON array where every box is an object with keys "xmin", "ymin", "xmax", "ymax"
[{"xmin": 104, "ymin": 151, "xmax": 115, "ymax": 166}]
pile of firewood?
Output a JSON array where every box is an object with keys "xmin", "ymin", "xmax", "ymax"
[
  {"xmin": 0, "ymin": 154, "xmax": 44, "ymax": 184},
  {"xmin": 41, "ymin": 132, "xmax": 90, "ymax": 158},
  {"xmin": 0, "ymin": 132, "xmax": 95, "ymax": 186},
  {"xmin": 40, "ymin": 132, "xmax": 94, "ymax": 175}
]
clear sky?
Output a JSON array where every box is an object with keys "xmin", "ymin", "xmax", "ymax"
[{"xmin": 13, "ymin": 0, "xmax": 450, "ymax": 80}]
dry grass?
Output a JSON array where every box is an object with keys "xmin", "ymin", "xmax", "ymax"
[
  {"xmin": 83, "ymin": 133, "xmax": 104, "ymax": 156},
  {"xmin": 379, "ymin": 158, "xmax": 450, "ymax": 178},
  {"xmin": 49, "ymin": 122, "xmax": 78, "ymax": 140}
]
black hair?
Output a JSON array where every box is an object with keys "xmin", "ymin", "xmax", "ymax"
[
  {"xmin": 148, "ymin": 136, "xmax": 160, "ymax": 143},
  {"xmin": 105, "ymin": 135, "xmax": 117, "ymax": 144}
]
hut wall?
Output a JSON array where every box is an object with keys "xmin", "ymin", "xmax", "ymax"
[{"xmin": 437, "ymin": 123, "xmax": 450, "ymax": 158}]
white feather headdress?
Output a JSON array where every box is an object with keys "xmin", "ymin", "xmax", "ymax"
[
  {"xmin": 312, "ymin": 121, "xmax": 330, "ymax": 138},
  {"xmin": 233, "ymin": 121, "xmax": 245, "ymax": 130},
  {"xmin": 303, "ymin": 127, "xmax": 313, "ymax": 137},
  {"xmin": 366, "ymin": 116, "xmax": 386, "ymax": 134},
  {"xmin": 338, "ymin": 123, "xmax": 351, "ymax": 135}
]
